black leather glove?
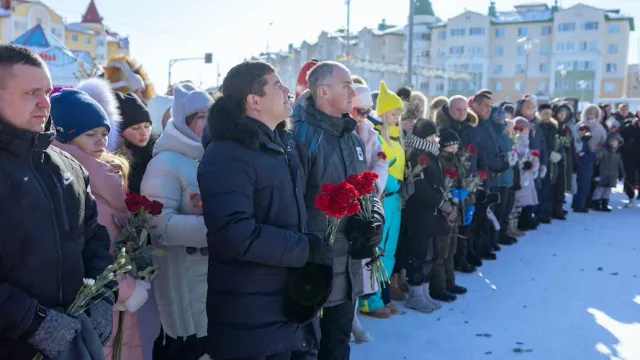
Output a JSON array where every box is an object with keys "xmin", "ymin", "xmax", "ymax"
[
  {"xmin": 496, "ymin": 153, "xmax": 510, "ymax": 173},
  {"xmin": 306, "ymin": 233, "xmax": 334, "ymax": 267}
]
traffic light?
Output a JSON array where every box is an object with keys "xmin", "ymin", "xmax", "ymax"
[{"xmin": 204, "ymin": 53, "xmax": 213, "ymax": 64}]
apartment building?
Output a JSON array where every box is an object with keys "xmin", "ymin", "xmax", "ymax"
[{"xmin": 429, "ymin": 2, "xmax": 634, "ymax": 102}]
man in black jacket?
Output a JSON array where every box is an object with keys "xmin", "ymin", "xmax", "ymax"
[
  {"xmin": 291, "ymin": 61, "xmax": 383, "ymax": 360},
  {"xmin": 199, "ymin": 61, "xmax": 332, "ymax": 360},
  {"xmin": 0, "ymin": 45, "xmax": 114, "ymax": 359}
]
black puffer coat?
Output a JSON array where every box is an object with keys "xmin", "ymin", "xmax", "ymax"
[{"xmin": 0, "ymin": 119, "xmax": 113, "ymax": 359}]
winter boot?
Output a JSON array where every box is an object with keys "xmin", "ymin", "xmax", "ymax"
[
  {"xmin": 385, "ymin": 302, "xmax": 400, "ymax": 315},
  {"xmin": 467, "ymin": 250, "xmax": 483, "ymax": 267},
  {"xmin": 422, "ymin": 284, "xmax": 442, "ymax": 310},
  {"xmin": 398, "ymin": 269, "xmax": 410, "ymax": 293},
  {"xmin": 507, "ymin": 219, "xmax": 525, "ymax": 238},
  {"xmin": 405, "ymin": 285, "xmax": 438, "ymax": 313},
  {"xmin": 447, "ymin": 285, "xmax": 468, "ymax": 295},
  {"xmin": 361, "ymin": 306, "xmax": 391, "ymax": 319},
  {"xmin": 602, "ymin": 199, "xmax": 612, "ymax": 212},
  {"xmin": 431, "ymin": 290, "xmax": 457, "ymax": 302},
  {"xmin": 591, "ymin": 199, "xmax": 604, "ymax": 211},
  {"xmin": 454, "ymin": 262, "xmax": 476, "ymax": 273},
  {"xmin": 499, "ymin": 233, "xmax": 517, "ymax": 245},
  {"xmin": 389, "ymin": 274, "xmax": 407, "ymax": 301},
  {"xmin": 351, "ymin": 311, "xmax": 371, "ymax": 342}
]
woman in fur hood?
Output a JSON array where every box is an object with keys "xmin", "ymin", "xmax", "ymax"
[{"xmin": 401, "ymin": 91, "xmax": 428, "ymax": 136}]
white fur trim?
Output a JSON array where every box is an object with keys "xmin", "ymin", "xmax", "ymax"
[{"xmin": 77, "ymin": 78, "xmax": 123, "ymax": 152}]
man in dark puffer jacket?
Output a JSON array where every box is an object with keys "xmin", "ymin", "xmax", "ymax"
[{"xmin": 0, "ymin": 45, "xmax": 114, "ymax": 359}]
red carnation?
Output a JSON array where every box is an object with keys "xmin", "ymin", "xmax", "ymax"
[
  {"xmin": 563, "ymin": 127, "xmax": 571, "ymax": 135},
  {"xmin": 346, "ymin": 171, "xmax": 379, "ymax": 197},
  {"xmin": 377, "ymin": 151, "xmax": 387, "ymax": 160},
  {"xmin": 418, "ymin": 154, "xmax": 428, "ymax": 167},
  {"xmin": 444, "ymin": 168, "xmax": 458, "ymax": 180},
  {"xmin": 514, "ymin": 125, "xmax": 524, "ymax": 132},
  {"xmin": 579, "ymin": 125, "xmax": 590, "ymax": 132},
  {"xmin": 477, "ymin": 170, "xmax": 488, "ymax": 180},
  {"xmin": 125, "ymin": 191, "xmax": 146, "ymax": 213},
  {"xmin": 464, "ymin": 144, "xmax": 477, "ymax": 154},
  {"xmin": 146, "ymin": 200, "xmax": 164, "ymax": 216},
  {"xmin": 315, "ymin": 181, "xmax": 359, "ymax": 219},
  {"xmin": 531, "ymin": 150, "xmax": 540, "ymax": 157}
]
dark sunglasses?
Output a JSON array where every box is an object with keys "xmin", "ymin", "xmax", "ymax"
[{"xmin": 356, "ymin": 108, "xmax": 372, "ymax": 117}]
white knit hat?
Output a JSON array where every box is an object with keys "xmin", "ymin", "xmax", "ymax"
[{"xmin": 352, "ymin": 84, "xmax": 373, "ymax": 109}]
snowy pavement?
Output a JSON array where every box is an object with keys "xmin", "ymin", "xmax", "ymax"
[{"xmin": 351, "ymin": 188, "xmax": 640, "ymax": 360}]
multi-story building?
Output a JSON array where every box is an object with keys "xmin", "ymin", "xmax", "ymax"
[
  {"xmin": 262, "ymin": 19, "xmax": 408, "ymax": 92},
  {"xmin": 428, "ymin": 2, "xmax": 634, "ymax": 103},
  {"xmin": 0, "ymin": 0, "xmax": 129, "ymax": 84}
]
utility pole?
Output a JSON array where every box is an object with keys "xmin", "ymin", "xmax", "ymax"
[
  {"xmin": 266, "ymin": 22, "xmax": 273, "ymax": 57},
  {"xmin": 345, "ymin": 0, "xmax": 351, "ymax": 59},
  {"xmin": 407, "ymin": 0, "xmax": 416, "ymax": 87}
]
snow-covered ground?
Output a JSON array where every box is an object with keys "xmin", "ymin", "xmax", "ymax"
[{"xmin": 351, "ymin": 187, "xmax": 640, "ymax": 360}]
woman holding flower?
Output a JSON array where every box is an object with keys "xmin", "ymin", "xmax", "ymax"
[
  {"xmin": 359, "ymin": 81, "xmax": 405, "ymax": 318},
  {"xmin": 510, "ymin": 117, "xmax": 541, "ymax": 228},
  {"xmin": 140, "ymin": 84, "xmax": 213, "ymax": 359},
  {"xmin": 50, "ymin": 88, "xmax": 149, "ymax": 360}
]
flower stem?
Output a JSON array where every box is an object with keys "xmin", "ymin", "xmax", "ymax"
[{"xmin": 113, "ymin": 312, "xmax": 125, "ymax": 360}]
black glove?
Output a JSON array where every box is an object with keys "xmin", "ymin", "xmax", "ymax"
[
  {"xmin": 306, "ymin": 233, "xmax": 334, "ymax": 267},
  {"xmin": 27, "ymin": 308, "xmax": 81, "ymax": 358},
  {"xmin": 496, "ymin": 153, "xmax": 510, "ymax": 173},
  {"xmin": 523, "ymin": 160, "xmax": 533, "ymax": 171},
  {"xmin": 87, "ymin": 296, "xmax": 113, "ymax": 345},
  {"xmin": 581, "ymin": 134, "xmax": 592, "ymax": 142}
]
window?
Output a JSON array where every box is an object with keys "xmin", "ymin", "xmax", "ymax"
[
  {"xmin": 539, "ymin": 63, "xmax": 549, "ymax": 72},
  {"xmin": 436, "ymin": 83, "xmax": 445, "ymax": 92},
  {"xmin": 438, "ymin": 30, "xmax": 446, "ymax": 40},
  {"xmin": 606, "ymin": 63, "xmax": 617, "ymax": 73},
  {"xmin": 578, "ymin": 41, "xmax": 596, "ymax": 51},
  {"xmin": 516, "ymin": 64, "xmax": 525, "ymax": 73},
  {"xmin": 493, "ymin": 64, "xmax": 503, "ymax": 74},
  {"xmin": 470, "ymin": 27, "xmax": 485, "ymax": 36},
  {"xmin": 494, "ymin": 46, "xmax": 504, "ymax": 56},
  {"xmin": 556, "ymin": 61, "xmax": 573, "ymax": 71},
  {"xmin": 576, "ymin": 80, "xmax": 594, "ymax": 90},
  {"xmin": 421, "ymin": 50, "xmax": 430, "ymax": 57},
  {"xmin": 540, "ymin": 26, "xmax": 552, "ymax": 35},
  {"xmin": 517, "ymin": 27, "xmax": 528, "ymax": 36},
  {"xmin": 537, "ymin": 82, "xmax": 547, "ymax": 92},
  {"xmin": 539, "ymin": 43, "xmax": 550, "ymax": 54},
  {"xmin": 470, "ymin": 63, "xmax": 483, "ymax": 72},
  {"xmin": 493, "ymin": 81, "xmax": 502, "ymax": 92},
  {"xmin": 494, "ymin": 27, "xmax": 505, "ymax": 37},
  {"xmin": 450, "ymin": 28, "xmax": 465, "ymax": 36},
  {"xmin": 577, "ymin": 61, "xmax": 595, "ymax": 71},
  {"xmin": 555, "ymin": 80, "xmax": 571, "ymax": 90},
  {"xmin": 515, "ymin": 81, "xmax": 522, "ymax": 91},
  {"xmin": 558, "ymin": 22, "xmax": 575, "ymax": 32},
  {"xmin": 421, "ymin": 32, "xmax": 431, "ymax": 41},
  {"xmin": 449, "ymin": 46, "xmax": 464, "ymax": 55},
  {"xmin": 84, "ymin": 36, "xmax": 91, "ymax": 44},
  {"xmin": 604, "ymin": 82, "xmax": 616, "ymax": 92},
  {"xmin": 469, "ymin": 46, "xmax": 484, "ymax": 55},
  {"xmin": 607, "ymin": 44, "xmax": 619, "ymax": 54},
  {"xmin": 96, "ymin": 54, "xmax": 105, "ymax": 61},
  {"xmin": 438, "ymin": 48, "xmax": 446, "ymax": 57},
  {"xmin": 556, "ymin": 41, "xmax": 574, "ymax": 52},
  {"xmin": 581, "ymin": 21, "xmax": 599, "ymax": 31},
  {"xmin": 517, "ymin": 45, "xmax": 526, "ymax": 56},
  {"xmin": 97, "ymin": 39, "xmax": 105, "ymax": 47},
  {"xmin": 608, "ymin": 24, "xmax": 620, "ymax": 33},
  {"xmin": 71, "ymin": 34, "xmax": 78, "ymax": 41}
]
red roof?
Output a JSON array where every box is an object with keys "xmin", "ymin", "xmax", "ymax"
[{"xmin": 81, "ymin": 0, "xmax": 103, "ymax": 24}]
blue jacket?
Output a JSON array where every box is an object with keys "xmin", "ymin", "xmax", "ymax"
[
  {"xmin": 199, "ymin": 115, "xmax": 317, "ymax": 358},
  {"xmin": 490, "ymin": 117, "xmax": 514, "ymax": 187},
  {"xmin": 476, "ymin": 108, "xmax": 505, "ymax": 189}
]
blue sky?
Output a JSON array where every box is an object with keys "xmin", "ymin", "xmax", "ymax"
[{"xmin": 44, "ymin": 0, "xmax": 639, "ymax": 91}]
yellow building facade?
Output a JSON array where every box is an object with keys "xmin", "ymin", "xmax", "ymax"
[{"xmin": 0, "ymin": 0, "xmax": 129, "ymax": 62}]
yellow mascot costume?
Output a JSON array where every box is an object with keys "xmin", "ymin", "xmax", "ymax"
[{"xmin": 104, "ymin": 54, "xmax": 156, "ymax": 103}]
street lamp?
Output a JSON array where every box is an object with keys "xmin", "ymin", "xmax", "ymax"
[
  {"xmin": 168, "ymin": 53, "xmax": 213, "ymax": 88},
  {"xmin": 407, "ymin": 0, "xmax": 416, "ymax": 87},
  {"xmin": 578, "ymin": 79, "xmax": 588, "ymax": 103},
  {"xmin": 517, "ymin": 36, "xmax": 538, "ymax": 94}
]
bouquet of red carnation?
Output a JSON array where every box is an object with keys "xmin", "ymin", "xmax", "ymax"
[
  {"xmin": 314, "ymin": 182, "xmax": 361, "ymax": 245},
  {"xmin": 346, "ymin": 171, "xmax": 379, "ymax": 221},
  {"xmin": 462, "ymin": 170, "xmax": 485, "ymax": 194},
  {"xmin": 115, "ymin": 191, "xmax": 164, "ymax": 282},
  {"xmin": 442, "ymin": 168, "xmax": 458, "ymax": 203}
]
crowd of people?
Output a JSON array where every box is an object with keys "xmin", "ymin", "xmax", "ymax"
[{"xmin": 1, "ymin": 42, "xmax": 640, "ymax": 360}]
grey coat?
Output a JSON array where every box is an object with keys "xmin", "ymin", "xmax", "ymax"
[
  {"xmin": 596, "ymin": 133, "xmax": 625, "ymax": 188},
  {"xmin": 292, "ymin": 94, "xmax": 369, "ymax": 306}
]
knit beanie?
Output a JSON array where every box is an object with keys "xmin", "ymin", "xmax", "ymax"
[
  {"xmin": 295, "ymin": 59, "xmax": 319, "ymax": 100},
  {"xmin": 439, "ymin": 128, "xmax": 460, "ymax": 149},
  {"xmin": 412, "ymin": 118, "xmax": 437, "ymax": 139},
  {"xmin": 172, "ymin": 83, "xmax": 213, "ymax": 142},
  {"xmin": 115, "ymin": 92, "xmax": 151, "ymax": 130},
  {"xmin": 352, "ymin": 84, "xmax": 373, "ymax": 109},
  {"xmin": 376, "ymin": 81, "xmax": 404, "ymax": 116},
  {"xmin": 50, "ymin": 89, "xmax": 111, "ymax": 143}
]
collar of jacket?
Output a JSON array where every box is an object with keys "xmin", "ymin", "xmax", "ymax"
[
  {"xmin": 405, "ymin": 133, "xmax": 439, "ymax": 156},
  {"xmin": 0, "ymin": 117, "xmax": 55, "ymax": 157},
  {"xmin": 247, "ymin": 116, "xmax": 287, "ymax": 154},
  {"xmin": 303, "ymin": 96, "xmax": 355, "ymax": 137}
]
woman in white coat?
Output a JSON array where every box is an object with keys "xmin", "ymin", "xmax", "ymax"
[{"xmin": 140, "ymin": 84, "xmax": 213, "ymax": 360}]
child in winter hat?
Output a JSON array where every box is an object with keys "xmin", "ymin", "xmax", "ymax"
[
  {"xmin": 439, "ymin": 128, "xmax": 460, "ymax": 151},
  {"xmin": 50, "ymin": 89, "xmax": 111, "ymax": 143}
]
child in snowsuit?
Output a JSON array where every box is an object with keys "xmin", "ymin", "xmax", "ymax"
[
  {"xmin": 573, "ymin": 105, "xmax": 605, "ymax": 212},
  {"xmin": 592, "ymin": 132, "xmax": 625, "ymax": 211},
  {"xmin": 511, "ymin": 117, "xmax": 541, "ymax": 228}
]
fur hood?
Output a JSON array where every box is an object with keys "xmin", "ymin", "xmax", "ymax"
[
  {"xmin": 206, "ymin": 96, "xmax": 290, "ymax": 149},
  {"xmin": 580, "ymin": 104, "xmax": 602, "ymax": 124},
  {"xmin": 402, "ymin": 91, "xmax": 428, "ymax": 121},
  {"xmin": 77, "ymin": 77, "xmax": 122, "ymax": 152},
  {"xmin": 435, "ymin": 103, "xmax": 478, "ymax": 128}
]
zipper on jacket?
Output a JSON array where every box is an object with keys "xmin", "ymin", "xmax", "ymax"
[{"xmin": 31, "ymin": 135, "xmax": 64, "ymax": 304}]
